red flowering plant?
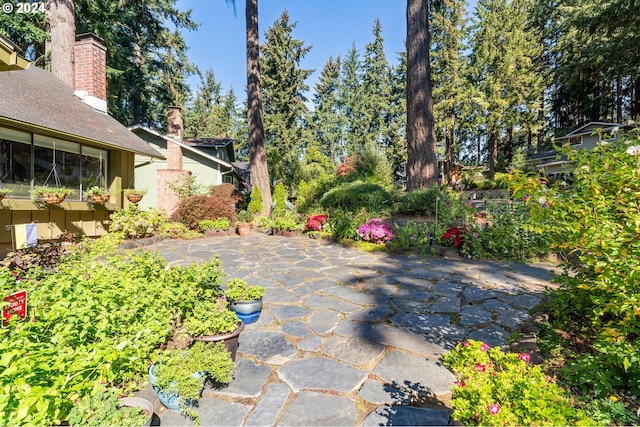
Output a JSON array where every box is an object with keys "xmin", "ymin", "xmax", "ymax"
[
  {"xmin": 305, "ymin": 214, "xmax": 328, "ymax": 232},
  {"xmin": 441, "ymin": 226, "xmax": 467, "ymax": 249},
  {"xmin": 443, "ymin": 340, "xmax": 593, "ymax": 426}
]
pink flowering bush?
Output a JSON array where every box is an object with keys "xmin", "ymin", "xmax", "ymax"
[
  {"xmin": 443, "ymin": 340, "xmax": 593, "ymax": 426},
  {"xmin": 305, "ymin": 214, "xmax": 328, "ymax": 232},
  {"xmin": 356, "ymin": 218, "xmax": 396, "ymax": 244}
]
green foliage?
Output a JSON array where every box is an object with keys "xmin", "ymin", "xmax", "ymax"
[
  {"xmin": 386, "ymin": 221, "xmax": 434, "ymax": 255},
  {"xmin": 266, "ymin": 208, "xmax": 300, "ymax": 232},
  {"xmin": 463, "ymin": 200, "xmax": 550, "ymax": 260},
  {"xmin": 153, "ymin": 341, "xmax": 234, "ymax": 423},
  {"xmin": 444, "ymin": 340, "xmax": 594, "ymax": 426},
  {"xmin": 224, "ymin": 278, "xmax": 265, "ymax": 302},
  {"xmin": 509, "ymin": 130, "xmax": 640, "ymax": 395},
  {"xmin": 168, "ymin": 173, "xmax": 206, "ymax": 200},
  {"xmin": 157, "ymin": 222, "xmax": 201, "ymax": 240},
  {"xmin": 85, "ymin": 186, "xmax": 109, "ymax": 197},
  {"xmin": 199, "ymin": 218, "xmax": 230, "ymax": 231},
  {"xmin": 236, "ymin": 210, "xmax": 254, "ymax": 224},
  {"xmin": 0, "ymin": 251, "xmax": 225, "ymax": 426},
  {"xmin": 109, "ymin": 205, "xmax": 167, "ymax": 239},
  {"xmin": 170, "ymin": 195, "xmax": 236, "ymax": 229},
  {"xmin": 247, "ymin": 185, "xmax": 263, "ymax": 216},
  {"xmin": 67, "ymin": 389, "xmax": 148, "ymax": 427},
  {"xmin": 583, "ymin": 397, "xmax": 638, "ymax": 426},
  {"xmin": 327, "ymin": 208, "xmax": 372, "ymax": 241},
  {"xmin": 30, "ymin": 185, "xmax": 76, "ymax": 201},
  {"xmin": 123, "ymin": 188, "xmax": 147, "ymax": 197},
  {"xmin": 396, "ymin": 186, "xmax": 471, "ymax": 223},
  {"xmin": 320, "ymin": 180, "xmax": 393, "ymax": 216},
  {"xmin": 273, "ymin": 182, "xmax": 288, "ymax": 211},
  {"xmin": 183, "ymin": 299, "xmax": 240, "ymax": 337}
]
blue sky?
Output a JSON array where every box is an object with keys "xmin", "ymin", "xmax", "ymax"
[{"xmin": 177, "ymin": 0, "xmax": 408, "ymax": 98}]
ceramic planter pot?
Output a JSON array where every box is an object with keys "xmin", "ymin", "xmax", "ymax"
[
  {"xmin": 118, "ymin": 397, "xmax": 154, "ymax": 427},
  {"xmin": 193, "ymin": 321, "xmax": 245, "ymax": 361},
  {"xmin": 148, "ymin": 364, "xmax": 203, "ymax": 411},
  {"xmin": 230, "ymin": 298, "xmax": 263, "ymax": 325},
  {"xmin": 236, "ymin": 223, "xmax": 251, "ymax": 236}
]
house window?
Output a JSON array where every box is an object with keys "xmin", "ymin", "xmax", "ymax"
[
  {"xmin": 81, "ymin": 146, "xmax": 108, "ymax": 190},
  {"xmin": 569, "ymin": 136, "xmax": 582, "ymax": 146},
  {"xmin": 34, "ymin": 136, "xmax": 82, "ymax": 200},
  {"xmin": 0, "ymin": 132, "xmax": 32, "ymax": 198}
]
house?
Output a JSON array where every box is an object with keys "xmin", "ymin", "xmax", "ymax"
[
  {"xmin": 526, "ymin": 122, "xmax": 634, "ymax": 178},
  {"xmin": 0, "ymin": 33, "xmax": 163, "ymax": 248},
  {"xmin": 131, "ymin": 107, "xmax": 242, "ymax": 215}
]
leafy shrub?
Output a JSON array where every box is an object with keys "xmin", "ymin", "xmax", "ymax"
[
  {"xmin": 441, "ymin": 226, "xmax": 467, "ymax": 249},
  {"xmin": 335, "ymin": 141, "xmax": 394, "ymax": 188},
  {"xmin": 463, "ymin": 200, "xmax": 550, "ymax": 260},
  {"xmin": 7, "ymin": 233, "xmax": 78, "ymax": 274},
  {"xmin": 0, "ymin": 251, "xmax": 226, "ymax": 425},
  {"xmin": 247, "ymin": 185, "xmax": 263, "ymax": 216},
  {"xmin": 396, "ymin": 185, "xmax": 471, "ymax": 222},
  {"xmin": 170, "ymin": 195, "xmax": 236, "ymax": 229},
  {"xmin": 273, "ymin": 182, "xmax": 287, "ymax": 211},
  {"xmin": 386, "ymin": 221, "xmax": 433, "ymax": 254},
  {"xmin": 328, "ymin": 208, "xmax": 372, "ymax": 241},
  {"xmin": 208, "ymin": 183, "xmax": 243, "ymax": 205},
  {"xmin": 356, "ymin": 218, "xmax": 396, "ymax": 243},
  {"xmin": 199, "ymin": 218, "xmax": 230, "ymax": 231},
  {"xmin": 510, "ymin": 130, "xmax": 640, "ymax": 395},
  {"xmin": 110, "ymin": 205, "xmax": 166, "ymax": 239},
  {"xmin": 320, "ymin": 180, "xmax": 393, "ymax": 215},
  {"xmin": 444, "ymin": 340, "xmax": 594, "ymax": 426},
  {"xmin": 157, "ymin": 221, "xmax": 201, "ymax": 239},
  {"xmin": 67, "ymin": 388, "xmax": 149, "ymax": 427},
  {"xmin": 224, "ymin": 278, "xmax": 265, "ymax": 302},
  {"xmin": 266, "ymin": 208, "xmax": 300, "ymax": 232}
]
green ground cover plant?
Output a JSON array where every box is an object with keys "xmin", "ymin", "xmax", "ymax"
[
  {"xmin": 444, "ymin": 340, "xmax": 594, "ymax": 426},
  {"xmin": 0, "ymin": 250, "xmax": 226, "ymax": 425},
  {"xmin": 110, "ymin": 204, "xmax": 166, "ymax": 239}
]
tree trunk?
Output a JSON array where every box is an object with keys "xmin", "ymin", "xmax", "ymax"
[
  {"xmin": 405, "ymin": 0, "xmax": 437, "ymax": 191},
  {"xmin": 246, "ymin": 0, "xmax": 271, "ymax": 216},
  {"xmin": 46, "ymin": 0, "xmax": 76, "ymax": 88},
  {"xmin": 505, "ymin": 126, "xmax": 513, "ymax": 167},
  {"xmin": 487, "ymin": 125, "xmax": 498, "ymax": 181}
]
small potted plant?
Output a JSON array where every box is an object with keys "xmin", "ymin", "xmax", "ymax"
[
  {"xmin": 85, "ymin": 186, "xmax": 111, "ymax": 203},
  {"xmin": 67, "ymin": 388, "xmax": 153, "ymax": 427},
  {"xmin": 124, "ymin": 188, "xmax": 147, "ymax": 203},
  {"xmin": 183, "ymin": 298, "xmax": 244, "ymax": 360},
  {"xmin": 0, "ymin": 187, "xmax": 12, "ymax": 202},
  {"xmin": 199, "ymin": 218, "xmax": 230, "ymax": 238},
  {"xmin": 268, "ymin": 208, "xmax": 300, "ymax": 237},
  {"xmin": 149, "ymin": 341, "xmax": 234, "ymax": 423},
  {"xmin": 236, "ymin": 210, "xmax": 254, "ymax": 236},
  {"xmin": 224, "ymin": 278, "xmax": 265, "ymax": 325},
  {"xmin": 30, "ymin": 185, "xmax": 76, "ymax": 205}
]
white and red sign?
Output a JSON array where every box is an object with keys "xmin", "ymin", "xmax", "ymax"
[{"xmin": 2, "ymin": 290, "xmax": 27, "ymax": 327}]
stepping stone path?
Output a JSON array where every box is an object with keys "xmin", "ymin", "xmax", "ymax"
[{"xmin": 135, "ymin": 234, "xmax": 559, "ymax": 426}]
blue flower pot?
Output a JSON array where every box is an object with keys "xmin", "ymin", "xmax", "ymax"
[
  {"xmin": 230, "ymin": 299, "xmax": 263, "ymax": 325},
  {"xmin": 148, "ymin": 364, "xmax": 203, "ymax": 411}
]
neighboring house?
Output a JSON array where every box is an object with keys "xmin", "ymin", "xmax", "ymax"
[
  {"xmin": 131, "ymin": 107, "xmax": 242, "ymax": 215},
  {"xmin": 526, "ymin": 122, "xmax": 634, "ymax": 178},
  {"xmin": 0, "ymin": 33, "xmax": 163, "ymax": 247}
]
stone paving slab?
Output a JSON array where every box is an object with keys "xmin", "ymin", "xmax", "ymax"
[
  {"xmin": 278, "ymin": 357, "xmax": 368, "ymax": 393},
  {"xmin": 358, "ymin": 380, "xmax": 412, "ymax": 405},
  {"xmin": 362, "ymin": 406, "xmax": 452, "ymax": 426},
  {"xmin": 277, "ymin": 391, "xmax": 357, "ymax": 426},
  {"xmin": 213, "ymin": 358, "xmax": 271, "ymax": 398},
  {"xmin": 239, "ymin": 330, "xmax": 297, "ymax": 364},
  {"xmin": 322, "ymin": 335, "xmax": 385, "ymax": 365},
  {"xmin": 245, "ymin": 383, "xmax": 290, "ymax": 426}
]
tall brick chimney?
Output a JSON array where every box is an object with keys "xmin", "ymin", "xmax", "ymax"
[
  {"xmin": 157, "ymin": 106, "xmax": 188, "ymax": 215},
  {"xmin": 73, "ymin": 33, "xmax": 107, "ymax": 113}
]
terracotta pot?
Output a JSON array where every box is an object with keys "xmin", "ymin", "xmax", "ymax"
[
  {"xmin": 204, "ymin": 229, "xmax": 228, "ymax": 238},
  {"xmin": 89, "ymin": 194, "xmax": 110, "ymax": 203},
  {"xmin": 193, "ymin": 322, "xmax": 245, "ymax": 361},
  {"xmin": 39, "ymin": 193, "xmax": 65, "ymax": 205},
  {"xmin": 126, "ymin": 193, "xmax": 144, "ymax": 203},
  {"xmin": 236, "ymin": 223, "xmax": 251, "ymax": 236}
]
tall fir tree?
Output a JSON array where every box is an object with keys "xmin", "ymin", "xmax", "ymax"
[
  {"xmin": 339, "ymin": 45, "xmax": 368, "ymax": 156},
  {"xmin": 469, "ymin": 0, "xmax": 543, "ymax": 179},
  {"xmin": 260, "ymin": 11, "xmax": 313, "ymax": 188},
  {"xmin": 431, "ymin": 0, "xmax": 470, "ymax": 184},
  {"xmin": 312, "ymin": 56, "xmax": 346, "ymax": 164}
]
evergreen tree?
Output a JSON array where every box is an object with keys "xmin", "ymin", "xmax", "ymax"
[
  {"xmin": 361, "ymin": 19, "xmax": 392, "ymax": 148},
  {"xmin": 431, "ymin": 0, "xmax": 470, "ymax": 184},
  {"xmin": 385, "ymin": 53, "xmax": 407, "ymax": 180},
  {"xmin": 312, "ymin": 56, "xmax": 346, "ymax": 164},
  {"xmin": 260, "ymin": 10, "xmax": 313, "ymax": 188},
  {"xmin": 469, "ymin": 0, "xmax": 544, "ymax": 179},
  {"xmin": 339, "ymin": 45, "xmax": 368, "ymax": 156}
]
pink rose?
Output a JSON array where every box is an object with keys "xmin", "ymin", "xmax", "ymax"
[{"xmin": 489, "ymin": 404, "xmax": 500, "ymax": 415}]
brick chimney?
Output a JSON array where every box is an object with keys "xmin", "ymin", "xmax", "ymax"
[
  {"xmin": 157, "ymin": 106, "xmax": 188, "ymax": 215},
  {"xmin": 73, "ymin": 33, "xmax": 107, "ymax": 113}
]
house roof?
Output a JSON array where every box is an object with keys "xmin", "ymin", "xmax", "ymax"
[
  {"xmin": 130, "ymin": 125, "xmax": 234, "ymax": 170},
  {"xmin": 0, "ymin": 65, "xmax": 163, "ymax": 158},
  {"xmin": 558, "ymin": 122, "xmax": 625, "ymax": 139},
  {"xmin": 183, "ymin": 137, "xmax": 233, "ymax": 148},
  {"xmin": 0, "ymin": 34, "xmax": 30, "ymax": 71}
]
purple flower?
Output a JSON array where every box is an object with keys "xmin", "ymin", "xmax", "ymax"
[{"xmin": 356, "ymin": 218, "xmax": 396, "ymax": 244}]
